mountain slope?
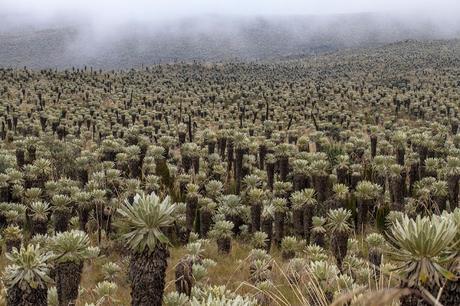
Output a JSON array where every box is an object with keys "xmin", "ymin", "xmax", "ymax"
[{"xmin": 0, "ymin": 13, "xmax": 459, "ymax": 68}]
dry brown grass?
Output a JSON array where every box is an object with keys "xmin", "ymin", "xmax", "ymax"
[
  {"xmin": 76, "ymin": 240, "xmax": 286, "ymax": 305},
  {"xmin": 0, "ymin": 239, "xmax": 290, "ymax": 305},
  {"xmin": 0, "ymin": 236, "xmax": 399, "ymax": 306}
]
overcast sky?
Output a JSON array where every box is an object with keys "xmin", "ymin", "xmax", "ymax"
[
  {"xmin": 2, "ymin": 0, "xmax": 460, "ymax": 21},
  {"xmin": 1, "ymin": 0, "xmax": 459, "ymax": 37}
]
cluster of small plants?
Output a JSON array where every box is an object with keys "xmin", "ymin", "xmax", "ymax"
[{"xmin": 0, "ymin": 40, "xmax": 459, "ymax": 305}]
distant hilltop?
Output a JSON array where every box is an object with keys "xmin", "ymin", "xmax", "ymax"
[{"xmin": 0, "ymin": 13, "xmax": 459, "ymax": 69}]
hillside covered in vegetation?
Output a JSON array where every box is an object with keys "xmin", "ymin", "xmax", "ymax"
[
  {"xmin": 1, "ymin": 13, "xmax": 459, "ymax": 68},
  {"xmin": 0, "ymin": 39, "xmax": 460, "ymax": 305}
]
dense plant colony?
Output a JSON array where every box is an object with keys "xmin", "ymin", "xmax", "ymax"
[{"xmin": 0, "ymin": 40, "xmax": 459, "ymax": 305}]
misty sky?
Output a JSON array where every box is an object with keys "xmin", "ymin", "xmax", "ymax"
[
  {"xmin": 1, "ymin": 0, "xmax": 459, "ymax": 68},
  {"xmin": 2, "ymin": 0, "xmax": 460, "ymax": 22}
]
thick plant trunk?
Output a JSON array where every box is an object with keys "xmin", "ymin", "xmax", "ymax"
[
  {"xmin": 259, "ymin": 145, "xmax": 267, "ymax": 169},
  {"xmin": 30, "ymin": 218, "xmax": 48, "ymax": 236},
  {"xmin": 282, "ymin": 250, "xmax": 296, "ymax": 261},
  {"xmin": 199, "ymin": 210, "xmax": 212, "ymax": 238},
  {"xmin": 192, "ymin": 157, "xmax": 200, "ymax": 174},
  {"xmin": 79, "ymin": 208, "xmax": 90, "ymax": 232},
  {"xmin": 235, "ymin": 148, "xmax": 244, "ymax": 194},
  {"xmin": 434, "ymin": 196, "xmax": 447, "ymax": 213},
  {"xmin": 7, "ymin": 284, "xmax": 47, "ymax": 306},
  {"xmin": 0, "ymin": 186, "xmax": 9, "ymax": 202},
  {"xmin": 176, "ymin": 226, "xmax": 189, "ymax": 245},
  {"xmin": 336, "ymin": 167, "xmax": 349, "ymax": 186},
  {"xmin": 129, "ymin": 160, "xmax": 142, "ymax": 179},
  {"xmin": 391, "ymin": 176, "xmax": 404, "ymax": 210},
  {"xmin": 175, "ymin": 257, "xmax": 193, "ymax": 297},
  {"xmin": 311, "ymin": 231, "xmax": 325, "ymax": 247},
  {"xmin": 313, "ymin": 175, "xmax": 329, "ymax": 204},
  {"xmin": 448, "ymin": 174, "xmax": 459, "ymax": 210},
  {"xmin": 95, "ymin": 204, "xmax": 111, "ymax": 242},
  {"xmin": 163, "ymin": 226, "xmax": 174, "ymax": 243},
  {"xmin": 374, "ymin": 174, "xmax": 386, "ymax": 193},
  {"xmin": 261, "ymin": 218, "xmax": 273, "ymax": 252},
  {"xmin": 129, "ymin": 246, "xmax": 169, "ymax": 306},
  {"xmin": 16, "ymin": 148, "xmax": 25, "ymax": 168},
  {"xmin": 408, "ymin": 163, "xmax": 419, "ymax": 196},
  {"xmin": 179, "ymin": 181, "xmax": 188, "ymax": 200},
  {"xmin": 293, "ymin": 208, "xmax": 304, "ymax": 237},
  {"xmin": 357, "ymin": 199, "xmax": 372, "ymax": 231},
  {"xmin": 396, "ymin": 148, "xmax": 405, "ymax": 166},
  {"xmin": 219, "ymin": 137, "xmax": 227, "ymax": 160},
  {"xmin": 439, "ymin": 278, "xmax": 460, "ymax": 306},
  {"xmin": 418, "ymin": 146, "xmax": 428, "ymax": 177},
  {"xmin": 401, "ymin": 170, "xmax": 408, "ymax": 197},
  {"xmin": 274, "ymin": 212, "xmax": 285, "ymax": 247},
  {"xmin": 78, "ymin": 169, "xmax": 89, "ymax": 186},
  {"xmin": 315, "ymin": 142, "xmax": 322, "ymax": 152},
  {"xmin": 293, "ymin": 174, "xmax": 308, "ymax": 191},
  {"xmin": 279, "ymin": 157, "xmax": 289, "ymax": 182},
  {"xmin": 226, "ymin": 141, "xmax": 234, "ymax": 175},
  {"xmin": 424, "ymin": 169, "xmax": 437, "ymax": 178},
  {"xmin": 452, "ymin": 121, "xmax": 458, "ymax": 134},
  {"xmin": 217, "ymin": 237, "xmax": 231, "ymax": 254},
  {"xmin": 370, "ymin": 135, "xmax": 377, "ymax": 159},
  {"xmin": 250, "ymin": 204, "xmax": 261, "ymax": 233},
  {"xmin": 178, "ymin": 132, "xmax": 186, "ymax": 145},
  {"xmin": 53, "ymin": 209, "xmax": 70, "ymax": 233},
  {"xmin": 6, "ymin": 238, "xmax": 21, "ymax": 252},
  {"xmin": 229, "ymin": 215, "xmax": 244, "ymax": 236},
  {"xmin": 303, "ymin": 207, "xmax": 313, "ymax": 243},
  {"xmin": 207, "ymin": 141, "xmax": 216, "ymax": 155},
  {"xmin": 56, "ymin": 261, "xmax": 83, "ymax": 306},
  {"xmin": 186, "ymin": 196, "xmax": 198, "ymax": 236},
  {"xmin": 0, "ymin": 213, "xmax": 7, "ymax": 228},
  {"xmin": 266, "ymin": 163, "xmax": 275, "ymax": 191},
  {"xmin": 351, "ymin": 173, "xmax": 362, "ymax": 191},
  {"xmin": 331, "ymin": 231, "xmax": 348, "ymax": 272},
  {"xmin": 182, "ymin": 156, "xmax": 192, "ymax": 173}
]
